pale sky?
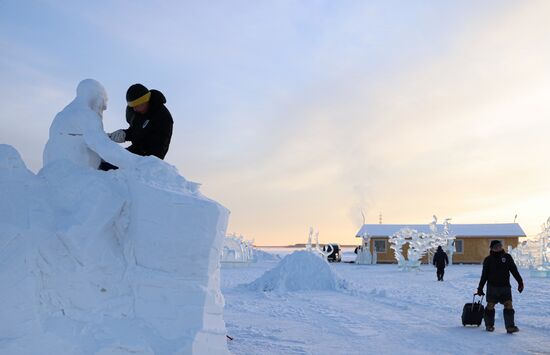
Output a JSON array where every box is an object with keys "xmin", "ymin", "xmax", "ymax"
[{"xmin": 1, "ymin": 1, "xmax": 550, "ymax": 246}]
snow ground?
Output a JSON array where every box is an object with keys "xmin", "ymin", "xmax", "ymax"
[{"xmin": 222, "ymin": 250, "xmax": 550, "ymax": 355}]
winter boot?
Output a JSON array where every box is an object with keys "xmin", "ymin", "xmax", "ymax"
[
  {"xmin": 504, "ymin": 309, "xmax": 519, "ymax": 333},
  {"xmin": 484, "ymin": 309, "xmax": 495, "ymax": 332}
]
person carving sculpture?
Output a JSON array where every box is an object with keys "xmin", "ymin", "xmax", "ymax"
[{"xmin": 100, "ymin": 83, "xmax": 173, "ymax": 170}]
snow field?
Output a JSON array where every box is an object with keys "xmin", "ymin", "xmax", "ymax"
[{"xmin": 222, "ymin": 253, "xmax": 550, "ymax": 355}]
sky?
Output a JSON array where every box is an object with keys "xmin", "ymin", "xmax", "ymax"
[{"xmin": 1, "ymin": 0, "xmax": 550, "ymax": 246}]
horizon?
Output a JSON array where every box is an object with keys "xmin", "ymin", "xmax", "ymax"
[{"xmin": 2, "ymin": 1, "xmax": 550, "ymax": 246}]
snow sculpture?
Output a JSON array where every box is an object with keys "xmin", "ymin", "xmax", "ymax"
[
  {"xmin": 355, "ymin": 232, "xmax": 374, "ymax": 265},
  {"xmin": 0, "ymin": 80, "xmax": 230, "ymax": 354},
  {"xmin": 43, "ymin": 79, "xmax": 138, "ymax": 170}
]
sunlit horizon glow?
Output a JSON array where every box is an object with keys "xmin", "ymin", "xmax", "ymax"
[{"xmin": 1, "ymin": 1, "xmax": 550, "ymax": 246}]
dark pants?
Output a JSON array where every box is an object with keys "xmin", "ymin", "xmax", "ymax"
[
  {"xmin": 436, "ymin": 267, "xmax": 445, "ymax": 281},
  {"xmin": 98, "ymin": 161, "xmax": 118, "ymax": 171},
  {"xmin": 484, "ymin": 285, "xmax": 516, "ymax": 330},
  {"xmin": 486, "ymin": 285, "xmax": 513, "ymax": 306}
]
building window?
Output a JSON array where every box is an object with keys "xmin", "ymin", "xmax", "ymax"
[
  {"xmin": 374, "ymin": 239, "xmax": 386, "ymax": 253},
  {"xmin": 454, "ymin": 239, "xmax": 464, "ymax": 254}
]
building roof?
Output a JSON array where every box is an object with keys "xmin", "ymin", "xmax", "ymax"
[{"xmin": 356, "ymin": 223, "xmax": 526, "ymax": 238}]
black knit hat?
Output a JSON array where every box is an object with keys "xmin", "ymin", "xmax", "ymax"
[
  {"xmin": 490, "ymin": 240, "xmax": 502, "ymax": 249},
  {"xmin": 126, "ymin": 83, "xmax": 149, "ymax": 102}
]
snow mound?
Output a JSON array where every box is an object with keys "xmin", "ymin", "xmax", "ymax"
[
  {"xmin": 0, "ymin": 80, "xmax": 230, "ymax": 355},
  {"xmin": 246, "ymin": 251, "xmax": 347, "ymax": 292}
]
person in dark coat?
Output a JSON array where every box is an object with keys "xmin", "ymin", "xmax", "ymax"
[
  {"xmin": 100, "ymin": 83, "xmax": 173, "ymax": 170},
  {"xmin": 477, "ymin": 240, "xmax": 524, "ymax": 333},
  {"xmin": 432, "ymin": 245, "xmax": 449, "ymax": 281}
]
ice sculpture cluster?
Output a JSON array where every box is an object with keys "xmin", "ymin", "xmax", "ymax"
[{"xmin": 388, "ymin": 216, "xmax": 455, "ymax": 270}]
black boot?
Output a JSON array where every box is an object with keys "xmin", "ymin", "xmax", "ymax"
[
  {"xmin": 504, "ymin": 309, "xmax": 519, "ymax": 333},
  {"xmin": 484, "ymin": 309, "xmax": 495, "ymax": 332}
]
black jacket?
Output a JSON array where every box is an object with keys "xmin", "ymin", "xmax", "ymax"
[
  {"xmin": 478, "ymin": 251, "xmax": 523, "ymax": 289},
  {"xmin": 124, "ymin": 89, "xmax": 173, "ymax": 159},
  {"xmin": 432, "ymin": 250, "xmax": 449, "ymax": 268}
]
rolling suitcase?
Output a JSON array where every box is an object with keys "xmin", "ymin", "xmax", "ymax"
[{"xmin": 462, "ymin": 294, "xmax": 484, "ymax": 326}]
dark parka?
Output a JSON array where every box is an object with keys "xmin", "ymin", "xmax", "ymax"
[
  {"xmin": 432, "ymin": 247, "xmax": 449, "ymax": 268},
  {"xmin": 124, "ymin": 89, "xmax": 173, "ymax": 159},
  {"xmin": 478, "ymin": 250, "xmax": 523, "ymax": 290}
]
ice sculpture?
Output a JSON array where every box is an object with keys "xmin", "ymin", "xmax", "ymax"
[
  {"xmin": 306, "ymin": 227, "xmax": 332, "ymax": 260},
  {"xmin": 426, "ymin": 216, "xmax": 455, "ymax": 265},
  {"xmin": 388, "ymin": 227, "xmax": 411, "ymax": 268},
  {"xmin": 508, "ymin": 242, "xmax": 536, "ymax": 269},
  {"xmin": 221, "ymin": 233, "xmax": 253, "ymax": 263},
  {"xmin": 0, "ymin": 79, "xmax": 230, "ymax": 354},
  {"xmin": 530, "ymin": 218, "xmax": 550, "ymax": 278},
  {"xmin": 388, "ymin": 216, "xmax": 454, "ymax": 271},
  {"xmin": 355, "ymin": 232, "xmax": 375, "ymax": 265}
]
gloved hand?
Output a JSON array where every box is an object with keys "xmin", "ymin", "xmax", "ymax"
[
  {"xmin": 476, "ymin": 288, "xmax": 485, "ymax": 296},
  {"xmin": 108, "ymin": 129, "xmax": 126, "ymax": 143},
  {"xmin": 518, "ymin": 282, "xmax": 524, "ymax": 293}
]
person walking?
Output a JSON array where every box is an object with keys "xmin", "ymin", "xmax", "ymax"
[
  {"xmin": 432, "ymin": 245, "xmax": 449, "ymax": 281},
  {"xmin": 477, "ymin": 240, "xmax": 524, "ymax": 333}
]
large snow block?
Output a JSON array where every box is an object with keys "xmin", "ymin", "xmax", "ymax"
[
  {"xmin": 126, "ymin": 177, "xmax": 229, "ymax": 353},
  {"xmin": 0, "ymin": 143, "xmax": 231, "ymax": 355}
]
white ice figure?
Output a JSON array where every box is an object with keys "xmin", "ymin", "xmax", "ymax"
[
  {"xmin": 389, "ymin": 227, "xmax": 434, "ymax": 271},
  {"xmin": 443, "ymin": 219, "xmax": 456, "ymax": 265},
  {"xmin": 306, "ymin": 227, "xmax": 332, "ymax": 260},
  {"xmin": 508, "ymin": 242, "xmax": 536, "ymax": 269},
  {"xmin": 221, "ymin": 233, "xmax": 252, "ymax": 263},
  {"xmin": 43, "ymin": 79, "xmax": 139, "ymax": 170},
  {"xmin": 306, "ymin": 227, "xmax": 314, "ymax": 251},
  {"xmin": 426, "ymin": 217, "xmax": 455, "ymax": 265},
  {"xmin": 1, "ymin": 81, "xmax": 230, "ymax": 354},
  {"xmin": 355, "ymin": 232, "xmax": 374, "ymax": 265},
  {"xmin": 388, "ymin": 228, "xmax": 409, "ymax": 267},
  {"xmin": 406, "ymin": 230, "xmax": 433, "ymax": 270},
  {"xmin": 541, "ymin": 218, "xmax": 550, "ymax": 267}
]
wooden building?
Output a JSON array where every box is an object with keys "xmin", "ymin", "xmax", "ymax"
[{"xmin": 355, "ymin": 223, "xmax": 526, "ymax": 264}]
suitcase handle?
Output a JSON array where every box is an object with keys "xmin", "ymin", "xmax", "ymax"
[{"xmin": 471, "ymin": 294, "xmax": 484, "ymax": 311}]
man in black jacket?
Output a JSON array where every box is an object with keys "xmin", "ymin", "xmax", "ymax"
[
  {"xmin": 477, "ymin": 240, "xmax": 524, "ymax": 333},
  {"xmin": 100, "ymin": 83, "xmax": 173, "ymax": 170},
  {"xmin": 432, "ymin": 245, "xmax": 449, "ymax": 281}
]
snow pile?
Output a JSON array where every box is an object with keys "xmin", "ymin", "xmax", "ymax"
[
  {"xmin": 0, "ymin": 80, "xmax": 230, "ymax": 355},
  {"xmin": 246, "ymin": 251, "xmax": 347, "ymax": 292}
]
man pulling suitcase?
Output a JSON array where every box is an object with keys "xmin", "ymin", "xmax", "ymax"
[{"xmin": 476, "ymin": 240, "xmax": 524, "ymax": 333}]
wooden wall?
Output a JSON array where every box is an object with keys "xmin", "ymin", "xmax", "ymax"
[{"xmin": 366, "ymin": 237, "xmax": 520, "ymax": 264}]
